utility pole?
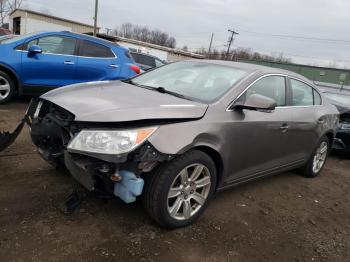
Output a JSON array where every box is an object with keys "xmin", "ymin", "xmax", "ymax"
[
  {"xmin": 226, "ymin": 29, "xmax": 238, "ymax": 60},
  {"xmin": 207, "ymin": 33, "xmax": 214, "ymax": 59},
  {"xmin": 105, "ymin": 28, "xmax": 112, "ymax": 35},
  {"xmin": 93, "ymin": 0, "xmax": 99, "ymax": 37}
]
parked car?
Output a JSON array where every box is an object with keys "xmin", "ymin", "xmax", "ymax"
[
  {"xmin": 0, "ymin": 28, "xmax": 11, "ymax": 36},
  {"xmin": 26, "ymin": 61, "xmax": 338, "ymax": 228},
  {"xmin": 322, "ymin": 88, "xmax": 350, "ymax": 156},
  {"xmin": 130, "ymin": 52, "xmax": 166, "ymax": 71},
  {"xmin": 0, "ymin": 31, "xmax": 141, "ymax": 104}
]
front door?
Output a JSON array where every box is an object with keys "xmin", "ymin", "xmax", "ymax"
[
  {"xmin": 21, "ymin": 35, "xmax": 78, "ymax": 91},
  {"xmin": 225, "ymin": 75, "xmax": 295, "ymax": 181}
]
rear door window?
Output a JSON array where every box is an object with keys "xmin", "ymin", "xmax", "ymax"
[
  {"xmin": 245, "ymin": 76, "xmax": 286, "ymax": 106},
  {"xmin": 79, "ymin": 40, "xmax": 114, "ymax": 58},
  {"xmin": 290, "ymin": 79, "xmax": 315, "ymax": 106}
]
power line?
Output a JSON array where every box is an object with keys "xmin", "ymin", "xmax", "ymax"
[
  {"xmin": 231, "ymin": 44, "xmax": 350, "ymax": 64},
  {"xmin": 175, "ymin": 28, "xmax": 350, "ymax": 45},
  {"xmin": 237, "ymin": 29, "xmax": 350, "ymax": 45}
]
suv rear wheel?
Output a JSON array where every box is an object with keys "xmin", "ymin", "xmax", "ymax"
[
  {"xmin": 142, "ymin": 150, "xmax": 217, "ymax": 228},
  {"xmin": 0, "ymin": 71, "xmax": 15, "ymax": 104}
]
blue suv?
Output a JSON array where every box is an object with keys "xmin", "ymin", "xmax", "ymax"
[{"xmin": 0, "ymin": 31, "xmax": 141, "ymax": 103}]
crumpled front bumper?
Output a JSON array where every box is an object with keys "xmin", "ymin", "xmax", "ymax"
[
  {"xmin": 0, "ymin": 99, "xmax": 39, "ymax": 152},
  {"xmin": 0, "ymin": 119, "xmax": 25, "ymax": 152}
]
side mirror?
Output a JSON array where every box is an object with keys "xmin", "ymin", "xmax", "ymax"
[
  {"xmin": 28, "ymin": 45, "xmax": 42, "ymax": 56},
  {"xmin": 232, "ymin": 94, "xmax": 277, "ymax": 111}
]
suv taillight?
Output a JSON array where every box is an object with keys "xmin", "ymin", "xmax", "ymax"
[{"xmin": 129, "ymin": 64, "xmax": 141, "ymax": 74}]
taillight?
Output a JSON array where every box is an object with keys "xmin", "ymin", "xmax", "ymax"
[{"xmin": 129, "ymin": 64, "xmax": 141, "ymax": 74}]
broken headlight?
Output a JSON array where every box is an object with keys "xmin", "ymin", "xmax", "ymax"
[{"xmin": 67, "ymin": 127, "xmax": 158, "ymax": 155}]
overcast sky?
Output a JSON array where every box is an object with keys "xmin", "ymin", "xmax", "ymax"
[{"xmin": 23, "ymin": 0, "xmax": 350, "ymax": 68}]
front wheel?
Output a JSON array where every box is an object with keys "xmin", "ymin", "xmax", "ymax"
[
  {"xmin": 299, "ymin": 136, "xmax": 330, "ymax": 178},
  {"xmin": 142, "ymin": 150, "xmax": 217, "ymax": 228},
  {"xmin": 0, "ymin": 71, "xmax": 16, "ymax": 104}
]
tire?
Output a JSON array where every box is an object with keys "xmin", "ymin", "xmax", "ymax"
[
  {"xmin": 142, "ymin": 150, "xmax": 217, "ymax": 229},
  {"xmin": 299, "ymin": 136, "xmax": 330, "ymax": 178},
  {"xmin": 0, "ymin": 70, "xmax": 16, "ymax": 104}
]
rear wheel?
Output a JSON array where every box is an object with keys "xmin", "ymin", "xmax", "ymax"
[
  {"xmin": 0, "ymin": 71, "xmax": 16, "ymax": 104},
  {"xmin": 142, "ymin": 150, "xmax": 217, "ymax": 228},
  {"xmin": 299, "ymin": 136, "xmax": 330, "ymax": 178}
]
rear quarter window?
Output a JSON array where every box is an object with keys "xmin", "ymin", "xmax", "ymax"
[{"xmin": 79, "ymin": 40, "xmax": 114, "ymax": 58}]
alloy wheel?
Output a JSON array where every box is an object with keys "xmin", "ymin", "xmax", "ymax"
[
  {"xmin": 0, "ymin": 76, "xmax": 10, "ymax": 101},
  {"xmin": 167, "ymin": 163, "xmax": 211, "ymax": 220},
  {"xmin": 312, "ymin": 141, "xmax": 328, "ymax": 173}
]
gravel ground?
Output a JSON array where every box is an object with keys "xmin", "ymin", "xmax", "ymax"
[{"xmin": 1, "ymin": 98, "xmax": 350, "ymax": 262}]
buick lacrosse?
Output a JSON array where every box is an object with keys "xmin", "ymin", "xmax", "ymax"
[{"xmin": 26, "ymin": 61, "xmax": 339, "ymax": 228}]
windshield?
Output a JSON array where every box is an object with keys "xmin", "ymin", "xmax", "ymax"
[
  {"xmin": 131, "ymin": 61, "xmax": 248, "ymax": 103},
  {"xmin": 323, "ymin": 92, "xmax": 350, "ymax": 106}
]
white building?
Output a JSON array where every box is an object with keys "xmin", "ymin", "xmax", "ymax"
[
  {"xmin": 92, "ymin": 34, "xmax": 204, "ymax": 62},
  {"xmin": 9, "ymin": 9, "xmax": 99, "ymax": 35}
]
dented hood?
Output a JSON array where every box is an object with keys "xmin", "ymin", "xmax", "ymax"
[{"xmin": 41, "ymin": 80, "xmax": 208, "ymax": 122}]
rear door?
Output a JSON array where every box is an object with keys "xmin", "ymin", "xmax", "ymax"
[
  {"xmin": 21, "ymin": 35, "xmax": 78, "ymax": 89},
  {"xmin": 75, "ymin": 40, "xmax": 121, "ymax": 82},
  {"xmin": 288, "ymin": 78, "xmax": 324, "ymax": 160}
]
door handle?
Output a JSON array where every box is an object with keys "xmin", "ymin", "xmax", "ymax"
[
  {"xmin": 110, "ymin": 64, "xmax": 119, "ymax": 68},
  {"xmin": 64, "ymin": 61, "xmax": 75, "ymax": 65},
  {"xmin": 280, "ymin": 123, "xmax": 289, "ymax": 133}
]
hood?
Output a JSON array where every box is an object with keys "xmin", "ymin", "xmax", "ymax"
[{"xmin": 41, "ymin": 80, "xmax": 208, "ymax": 122}]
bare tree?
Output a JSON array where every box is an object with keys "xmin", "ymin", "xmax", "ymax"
[
  {"xmin": 113, "ymin": 23, "xmax": 176, "ymax": 48},
  {"xmin": 0, "ymin": 0, "xmax": 8, "ymax": 26},
  {"xmin": 0, "ymin": 0, "xmax": 23, "ymax": 26},
  {"xmin": 195, "ymin": 46, "xmax": 293, "ymax": 64}
]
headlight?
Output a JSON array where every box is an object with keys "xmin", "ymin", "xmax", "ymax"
[
  {"xmin": 67, "ymin": 127, "xmax": 158, "ymax": 155},
  {"xmin": 340, "ymin": 123, "xmax": 350, "ymax": 130}
]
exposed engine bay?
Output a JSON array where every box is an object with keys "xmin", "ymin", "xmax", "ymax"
[{"xmin": 28, "ymin": 99, "xmax": 174, "ymax": 203}]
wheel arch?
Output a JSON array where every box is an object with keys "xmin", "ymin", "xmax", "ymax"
[
  {"xmin": 190, "ymin": 145, "xmax": 224, "ymax": 191},
  {"xmin": 0, "ymin": 63, "xmax": 21, "ymax": 93},
  {"xmin": 324, "ymin": 131, "xmax": 335, "ymax": 148}
]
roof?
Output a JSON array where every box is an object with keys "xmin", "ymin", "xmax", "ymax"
[
  {"xmin": 196, "ymin": 60, "xmax": 311, "ymax": 81},
  {"xmin": 62, "ymin": 31, "xmax": 120, "ymax": 47},
  {"xmin": 10, "ymin": 9, "xmax": 99, "ymax": 29},
  {"xmin": 88, "ymin": 33, "xmax": 204, "ymax": 59}
]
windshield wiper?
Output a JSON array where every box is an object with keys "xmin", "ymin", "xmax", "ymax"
[
  {"xmin": 123, "ymin": 80, "xmax": 193, "ymax": 101},
  {"xmin": 152, "ymin": 87, "xmax": 194, "ymax": 101}
]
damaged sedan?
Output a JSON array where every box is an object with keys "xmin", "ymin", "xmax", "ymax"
[{"xmin": 26, "ymin": 61, "xmax": 339, "ymax": 228}]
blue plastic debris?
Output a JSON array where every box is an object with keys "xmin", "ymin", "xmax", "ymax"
[{"xmin": 113, "ymin": 170, "xmax": 144, "ymax": 203}]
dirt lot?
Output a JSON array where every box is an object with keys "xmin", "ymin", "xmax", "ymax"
[{"xmin": 0, "ymin": 99, "xmax": 350, "ymax": 262}]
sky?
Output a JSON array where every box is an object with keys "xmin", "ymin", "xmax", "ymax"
[{"xmin": 22, "ymin": 0, "xmax": 350, "ymax": 68}]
